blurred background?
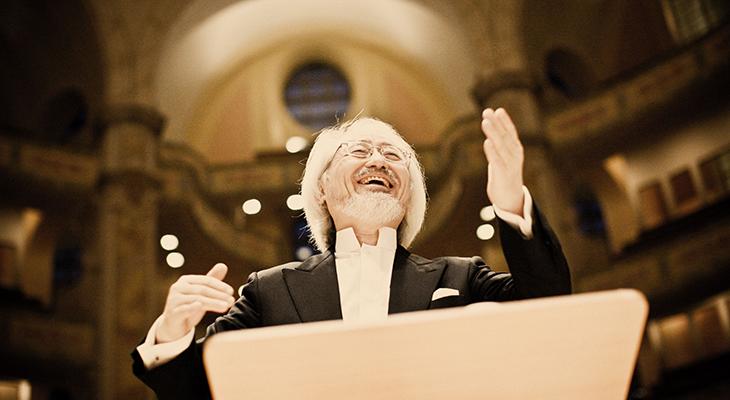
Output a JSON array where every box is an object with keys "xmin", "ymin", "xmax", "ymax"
[{"xmin": 0, "ymin": 0, "xmax": 729, "ymax": 399}]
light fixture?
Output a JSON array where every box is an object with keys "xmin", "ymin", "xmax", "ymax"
[
  {"xmin": 285, "ymin": 136, "xmax": 309, "ymax": 153},
  {"xmin": 286, "ymin": 194, "xmax": 304, "ymax": 210},
  {"xmin": 160, "ymin": 234, "xmax": 179, "ymax": 251},
  {"xmin": 242, "ymin": 199, "xmax": 262, "ymax": 215},
  {"xmin": 480, "ymin": 206, "xmax": 496, "ymax": 221},
  {"xmin": 476, "ymin": 224, "xmax": 495, "ymax": 240},
  {"xmin": 166, "ymin": 252, "xmax": 185, "ymax": 268},
  {"xmin": 295, "ymin": 246, "xmax": 313, "ymax": 261}
]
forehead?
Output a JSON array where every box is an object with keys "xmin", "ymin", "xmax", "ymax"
[{"xmin": 343, "ymin": 120, "xmax": 405, "ymax": 146}]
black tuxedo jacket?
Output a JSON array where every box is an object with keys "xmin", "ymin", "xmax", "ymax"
[{"xmin": 132, "ymin": 207, "xmax": 571, "ymax": 400}]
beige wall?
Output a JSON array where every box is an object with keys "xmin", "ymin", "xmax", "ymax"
[
  {"xmin": 154, "ymin": 0, "xmax": 478, "ymax": 164},
  {"xmin": 186, "ymin": 38, "xmax": 461, "ymax": 164}
]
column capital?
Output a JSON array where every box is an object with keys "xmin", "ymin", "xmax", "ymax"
[
  {"xmin": 96, "ymin": 103, "xmax": 164, "ymax": 182},
  {"xmin": 96, "ymin": 103, "xmax": 165, "ymax": 137},
  {"xmin": 471, "ymin": 70, "xmax": 536, "ymax": 110},
  {"xmin": 471, "ymin": 70, "xmax": 546, "ymax": 144}
]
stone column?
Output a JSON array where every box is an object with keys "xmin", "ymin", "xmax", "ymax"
[
  {"xmin": 96, "ymin": 104, "xmax": 164, "ymax": 400},
  {"xmin": 472, "ymin": 71, "xmax": 583, "ymax": 272}
]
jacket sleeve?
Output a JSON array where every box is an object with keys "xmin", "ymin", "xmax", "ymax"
[
  {"xmin": 469, "ymin": 202, "xmax": 572, "ymax": 302},
  {"xmin": 131, "ymin": 270, "xmax": 263, "ymax": 400}
]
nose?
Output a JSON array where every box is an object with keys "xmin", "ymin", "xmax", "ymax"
[{"xmin": 365, "ymin": 148, "xmax": 388, "ymax": 168}]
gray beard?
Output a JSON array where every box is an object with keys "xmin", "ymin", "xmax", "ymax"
[{"xmin": 342, "ymin": 191, "xmax": 404, "ymax": 228}]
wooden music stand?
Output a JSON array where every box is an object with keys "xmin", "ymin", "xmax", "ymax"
[{"xmin": 204, "ymin": 289, "xmax": 648, "ymax": 400}]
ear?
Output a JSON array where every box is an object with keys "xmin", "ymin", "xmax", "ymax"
[
  {"xmin": 317, "ymin": 178, "xmax": 327, "ymax": 205},
  {"xmin": 317, "ymin": 191, "xmax": 327, "ymax": 206}
]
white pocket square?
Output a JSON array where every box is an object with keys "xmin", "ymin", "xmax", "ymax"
[{"xmin": 431, "ymin": 288, "xmax": 460, "ymax": 301}]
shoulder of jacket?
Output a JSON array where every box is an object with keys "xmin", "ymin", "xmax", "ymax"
[
  {"xmin": 255, "ymin": 261, "xmax": 301, "ymax": 279},
  {"xmin": 408, "ymin": 252, "xmax": 479, "ymax": 265},
  {"xmin": 253, "ymin": 250, "xmax": 333, "ymax": 279},
  {"xmin": 432, "ymin": 255, "xmax": 485, "ymax": 267}
]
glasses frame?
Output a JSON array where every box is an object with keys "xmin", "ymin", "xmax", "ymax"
[{"xmin": 335, "ymin": 140, "xmax": 412, "ymax": 166}]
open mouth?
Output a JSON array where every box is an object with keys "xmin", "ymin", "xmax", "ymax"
[{"xmin": 357, "ymin": 175, "xmax": 394, "ymax": 189}]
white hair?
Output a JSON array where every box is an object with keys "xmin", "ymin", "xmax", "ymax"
[{"xmin": 301, "ymin": 117, "xmax": 427, "ymax": 252}]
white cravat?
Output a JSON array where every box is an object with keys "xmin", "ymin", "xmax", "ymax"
[{"xmin": 334, "ymin": 227, "xmax": 397, "ymax": 323}]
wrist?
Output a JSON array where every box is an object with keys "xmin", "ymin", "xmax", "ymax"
[
  {"xmin": 494, "ymin": 194, "xmax": 524, "ymax": 217},
  {"xmin": 501, "ymin": 201, "xmax": 523, "ymax": 217},
  {"xmin": 155, "ymin": 316, "xmax": 186, "ymax": 344}
]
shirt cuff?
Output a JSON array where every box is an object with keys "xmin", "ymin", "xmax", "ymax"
[
  {"xmin": 492, "ymin": 186, "xmax": 534, "ymax": 239},
  {"xmin": 136, "ymin": 315, "xmax": 195, "ymax": 370}
]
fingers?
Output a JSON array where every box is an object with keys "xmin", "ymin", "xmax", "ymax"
[
  {"xmin": 163, "ymin": 266, "xmax": 237, "ymax": 320},
  {"xmin": 481, "ymin": 109, "xmax": 505, "ymax": 148},
  {"xmin": 481, "ymin": 108, "xmax": 522, "ymax": 160},
  {"xmin": 169, "ymin": 293, "xmax": 233, "ymax": 314},
  {"xmin": 173, "ymin": 280, "xmax": 235, "ymax": 302},
  {"xmin": 483, "ymin": 137, "xmax": 504, "ymax": 167},
  {"xmin": 163, "ymin": 289, "xmax": 235, "ymax": 331},
  {"xmin": 170, "ymin": 277, "xmax": 235, "ymax": 306},
  {"xmin": 495, "ymin": 108, "xmax": 519, "ymax": 140},
  {"xmin": 482, "ymin": 110, "xmax": 511, "ymax": 162},
  {"xmin": 181, "ymin": 274, "xmax": 235, "ymax": 295},
  {"xmin": 206, "ymin": 263, "xmax": 228, "ymax": 280},
  {"xmin": 481, "ymin": 108, "xmax": 526, "ymax": 214},
  {"xmin": 158, "ymin": 266, "xmax": 238, "ymax": 341}
]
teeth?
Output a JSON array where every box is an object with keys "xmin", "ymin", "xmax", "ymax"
[{"xmin": 358, "ymin": 175, "xmax": 391, "ymax": 188}]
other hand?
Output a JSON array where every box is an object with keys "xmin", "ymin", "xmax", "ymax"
[
  {"xmin": 481, "ymin": 108, "xmax": 525, "ymax": 216},
  {"xmin": 156, "ymin": 264, "xmax": 236, "ymax": 343}
]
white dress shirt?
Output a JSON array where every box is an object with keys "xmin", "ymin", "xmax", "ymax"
[
  {"xmin": 137, "ymin": 314, "xmax": 195, "ymax": 369},
  {"xmin": 137, "ymin": 187, "xmax": 535, "ymax": 369},
  {"xmin": 334, "ymin": 226, "xmax": 397, "ymax": 323}
]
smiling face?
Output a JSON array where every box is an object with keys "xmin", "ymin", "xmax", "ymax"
[
  {"xmin": 320, "ymin": 124, "xmax": 412, "ymax": 232},
  {"xmin": 301, "ymin": 116, "xmax": 427, "ymax": 251}
]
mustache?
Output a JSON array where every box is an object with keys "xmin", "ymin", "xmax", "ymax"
[{"xmin": 354, "ymin": 166, "xmax": 398, "ymax": 182}]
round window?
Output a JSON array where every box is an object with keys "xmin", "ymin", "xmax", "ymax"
[{"xmin": 284, "ymin": 62, "xmax": 351, "ymax": 130}]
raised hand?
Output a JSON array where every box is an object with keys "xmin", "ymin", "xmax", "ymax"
[
  {"xmin": 481, "ymin": 108, "xmax": 525, "ymax": 216},
  {"xmin": 156, "ymin": 263, "xmax": 236, "ymax": 343}
]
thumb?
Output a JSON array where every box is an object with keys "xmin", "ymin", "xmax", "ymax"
[{"xmin": 206, "ymin": 263, "xmax": 228, "ymax": 281}]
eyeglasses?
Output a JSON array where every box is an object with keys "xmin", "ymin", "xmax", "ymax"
[{"xmin": 336, "ymin": 140, "xmax": 411, "ymax": 165}]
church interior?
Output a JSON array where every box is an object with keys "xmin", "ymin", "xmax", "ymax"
[{"xmin": 1, "ymin": 0, "xmax": 729, "ymax": 399}]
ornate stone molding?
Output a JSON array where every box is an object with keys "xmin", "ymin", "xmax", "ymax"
[
  {"xmin": 471, "ymin": 70, "xmax": 536, "ymax": 109},
  {"xmin": 0, "ymin": 135, "xmax": 99, "ymax": 190},
  {"xmin": 576, "ymin": 217, "xmax": 730, "ymax": 313},
  {"xmin": 546, "ymin": 24, "xmax": 730, "ymax": 149},
  {"xmin": 4, "ymin": 317, "xmax": 94, "ymax": 365},
  {"xmin": 96, "ymin": 103, "xmax": 165, "ymax": 137}
]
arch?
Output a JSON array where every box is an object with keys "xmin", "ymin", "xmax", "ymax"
[
  {"xmin": 544, "ymin": 47, "xmax": 597, "ymax": 98},
  {"xmin": 153, "ymin": 0, "xmax": 480, "ymax": 162}
]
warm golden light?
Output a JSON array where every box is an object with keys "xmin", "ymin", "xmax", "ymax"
[
  {"xmin": 285, "ymin": 137, "xmax": 309, "ymax": 153},
  {"xmin": 480, "ymin": 206, "xmax": 496, "ymax": 221},
  {"xmin": 242, "ymin": 199, "xmax": 262, "ymax": 215},
  {"xmin": 166, "ymin": 252, "xmax": 185, "ymax": 268},
  {"xmin": 160, "ymin": 234, "xmax": 179, "ymax": 251},
  {"xmin": 286, "ymin": 194, "xmax": 304, "ymax": 210},
  {"xmin": 476, "ymin": 224, "xmax": 495, "ymax": 240}
]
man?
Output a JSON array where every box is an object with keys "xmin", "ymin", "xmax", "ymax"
[{"xmin": 132, "ymin": 108, "xmax": 571, "ymax": 399}]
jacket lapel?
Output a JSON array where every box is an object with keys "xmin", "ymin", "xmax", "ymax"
[
  {"xmin": 282, "ymin": 251, "xmax": 343, "ymax": 322},
  {"xmin": 389, "ymin": 246, "xmax": 446, "ymax": 314}
]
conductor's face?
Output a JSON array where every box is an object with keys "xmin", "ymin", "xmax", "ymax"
[{"xmin": 321, "ymin": 128, "xmax": 412, "ymax": 230}]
